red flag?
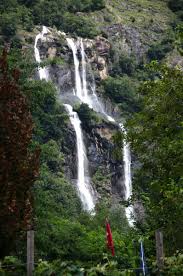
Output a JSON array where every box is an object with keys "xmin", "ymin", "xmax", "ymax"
[{"xmin": 106, "ymin": 219, "xmax": 115, "ymax": 256}]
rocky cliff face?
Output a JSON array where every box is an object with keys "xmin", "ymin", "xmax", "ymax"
[
  {"xmin": 31, "ymin": 27, "xmax": 126, "ymax": 203},
  {"xmin": 60, "ymin": 115, "xmax": 124, "ymax": 204},
  {"xmin": 20, "ymin": 0, "xmax": 182, "ymax": 207}
]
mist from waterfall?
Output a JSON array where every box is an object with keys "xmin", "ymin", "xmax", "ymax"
[{"xmin": 67, "ymin": 37, "xmax": 134, "ymax": 225}]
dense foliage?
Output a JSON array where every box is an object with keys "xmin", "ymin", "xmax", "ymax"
[
  {"xmin": 168, "ymin": 0, "xmax": 183, "ymax": 20},
  {"xmin": 101, "ymin": 76, "xmax": 139, "ymax": 117},
  {"xmin": 0, "ymin": 0, "xmax": 183, "ymax": 274},
  {"xmin": 127, "ymin": 63, "xmax": 183, "ymax": 255},
  {"xmin": 147, "ymin": 38, "xmax": 173, "ymax": 61},
  {"xmin": 0, "ymin": 50, "xmax": 39, "ymax": 258},
  {"xmin": 0, "ymin": 47, "xmax": 143, "ymax": 274},
  {"xmin": 0, "ymin": 0, "xmax": 105, "ymax": 39}
]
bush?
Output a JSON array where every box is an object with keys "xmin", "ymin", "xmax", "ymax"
[
  {"xmin": 0, "ymin": 256, "xmax": 25, "ymax": 275},
  {"xmin": 168, "ymin": 0, "xmax": 183, "ymax": 20},
  {"xmin": 168, "ymin": 0, "xmax": 183, "ymax": 12},
  {"xmin": 32, "ymin": 0, "xmax": 102, "ymax": 37},
  {"xmin": 102, "ymin": 76, "xmax": 139, "ymax": 114},
  {"xmin": 0, "ymin": 13, "xmax": 18, "ymax": 37},
  {"xmin": 90, "ymin": 0, "xmax": 105, "ymax": 11},
  {"xmin": 62, "ymin": 13, "xmax": 100, "ymax": 38},
  {"xmin": 25, "ymin": 80, "xmax": 68, "ymax": 143},
  {"xmin": 152, "ymin": 252, "xmax": 183, "ymax": 275},
  {"xmin": 111, "ymin": 54, "xmax": 137, "ymax": 77},
  {"xmin": 32, "ymin": 0, "xmax": 64, "ymax": 28},
  {"xmin": 74, "ymin": 103, "xmax": 101, "ymax": 129},
  {"xmin": 147, "ymin": 42, "xmax": 173, "ymax": 61},
  {"xmin": 68, "ymin": 0, "xmax": 105, "ymax": 12}
]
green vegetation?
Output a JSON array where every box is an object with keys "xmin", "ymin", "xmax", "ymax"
[
  {"xmin": 0, "ymin": 46, "xmax": 138, "ymax": 274},
  {"xmin": 101, "ymin": 76, "xmax": 139, "ymax": 116},
  {"xmin": 92, "ymin": 168, "xmax": 111, "ymax": 199},
  {"xmin": 168, "ymin": 0, "xmax": 183, "ymax": 20},
  {"xmin": 110, "ymin": 53, "xmax": 137, "ymax": 77},
  {"xmin": 0, "ymin": 49, "xmax": 39, "ymax": 258},
  {"xmin": 127, "ymin": 62, "xmax": 183, "ymax": 255},
  {"xmin": 147, "ymin": 38, "xmax": 174, "ymax": 61},
  {"xmin": 62, "ymin": 13, "xmax": 100, "ymax": 38},
  {"xmin": 176, "ymin": 23, "xmax": 183, "ymax": 54},
  {"xmin": 74, "ymin": 103, "xmax": 102, "ymax": 129},
  {"xmin": 0, "ymin": 0, "xmax": 105, "ymax": 39},
  {"xmin": 0, "ymin": 0, "xmax": 183, "ymax": 274}
]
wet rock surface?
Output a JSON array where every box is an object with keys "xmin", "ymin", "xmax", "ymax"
[{"xmin": 29, "ymin": 27, "xmax": 129, "ymax": 204}]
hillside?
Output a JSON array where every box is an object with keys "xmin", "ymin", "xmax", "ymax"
[{"xmin": 0, "ymin": 0, "xmax": 183, "ymax": 275}]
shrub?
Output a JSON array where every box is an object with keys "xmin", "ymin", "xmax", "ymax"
[
  {"xmin": 74, "ymin": 103, "xmax": 101, "ymax": 128},
  {"xmin": 111, "ymin": 54, "xmax": 137, "ymax": 77},
  {"xmin": 147, "ymin": 39, "xmax": 173, "ymax": 61},
  {"xmin": 68, "ymin": 0, "xmax": 105, "ymax": 12},
  {"xmin": 62, "ymin": 13, "xmax": 100, "ymax": 38},
  {"xmin": 102, "ymin": 76, "xmax": 139, "ymax": 114},
  {"xmin": 168, "ymin": 0, "xmax": 183, "ymax": 12},
  {"xmin": 0, "ymin": 13, "xmax": 18, "ymax": 37},
  {"xmin": 168, "ymin": 0, "xmax": 183, "ymax": 20}
]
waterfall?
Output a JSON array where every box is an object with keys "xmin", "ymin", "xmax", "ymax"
[
  {"xmin": 35, "ymin": 28, "xmax": 133, "ymax": 220},
  {"xmin": 67, "ymin": 37, "xmax": 134, "ymax": 225},
  {"xmin": 64, "ymin": 104, "xmax": 95, "ymax": 211},
  {"xmin": 119, "ymin": 124, "xmax": 134, "ymax": 226},
  {"xmin": 34, "ymin": 27, "xmax": 95, "ymax": 212},
  {"xmin": 67, "ymin": 37, "xmax": 104, "ymax": 111},
  {"xmin": 66, "ymin": 38, "xmax": 84, "ymax": 102},
  {"xmin": 34, "ymin": 26, "xmax": 49, "ymax": 80},
  {"xmin": 80, "ymin": 39, "xmax": 88, "ymax": 100}
]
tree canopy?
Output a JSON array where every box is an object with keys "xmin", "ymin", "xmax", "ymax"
[
  {"xmin": 0, "ymin": 50, "xmax": 39, "ymax": 257},
  {"xmin": 127, "ymin": 62, "xmax": 183, "ymax": 254}
]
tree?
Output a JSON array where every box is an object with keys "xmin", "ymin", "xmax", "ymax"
[
  {"xmin": 0, "ymin": 49, "xmax": 40, "ymax": 257},
  {"xmin": 176, "ymin": 24, "xmax": 183, "ymax": 55},
  {"xmin": 102, "ymin": 76, "xmax": 139, "ymax": 114},
  {"xmin": 168, "ymin": 0, "xmax": 183, "ymax": 20},
  {"xmin": 168, "ymin": 0, "xmax": 183, "ymax": 12},
  {"xmin": 0, "ymin": 12, "xmax": 18, "ymax": 37},
  {"xmin": 127, "ymin": 62, "xmax": 183, "ymax": 254}
]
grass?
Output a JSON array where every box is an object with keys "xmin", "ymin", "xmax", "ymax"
[{"xmin": 86, "ymin": 0, "xmax": 176, "ymax": 45}]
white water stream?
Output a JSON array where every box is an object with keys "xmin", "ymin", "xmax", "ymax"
[
  {"xmin": 67, "ymin": 37, "xmax": 134, "ymax": 225},
  {"xmin": 66, "ymin": 38, "xmax": 84, "ymax": 101},
  {"xmin": 34, "ymin": 28, "xmax": 134, "ymax": 221},
  {"xmin": 64, "ymin": 104, "xmax": 95, "ymax": 211},
  {"xmin": 119, "ymin": 124, "xmax": 134, "ymax": 226},
  {"xmin": 34, "ymin": 27, "xmax": 95, "ymax": 212},
  {"xmin": 34, "ymin": 26, "xmax": 49, "ymax": 80}
]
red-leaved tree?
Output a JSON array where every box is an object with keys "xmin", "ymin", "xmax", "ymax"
[{"xmin": 0, "ymin": 49, "xmax": 40, "ymax": 257}]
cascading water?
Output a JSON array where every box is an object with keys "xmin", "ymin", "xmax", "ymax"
[
  {"xmin": 34, "ymin": 27, "xmax": 95, "ymax": 212},
  {"xmin": 34, "ymin": 26, "xmax": 49, "ymax": 80},
  {"xmin": 119, "ymin": 124, "xmax": 134, "ymax": 226},
  {"xmin": 64, "ymin": 104, "xmax": 95, "ymax": 211},
  {"xmin": 67, "ymin": 37, "xmax": 134, "ymax": 225},
  {"xmin": 35, "ymin": 28, "xmax": 133, "ymax": 220},
  {"xmin": 67, "ymin": 37, "xmax": 115, "ymax": 120},
  {"xmin": 80, "ymin": 39, "xmax": 88, "ymax": 101},
  {"xmin": 66, "ymin": 38, "xmax": 84, "ymax": 102}
]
